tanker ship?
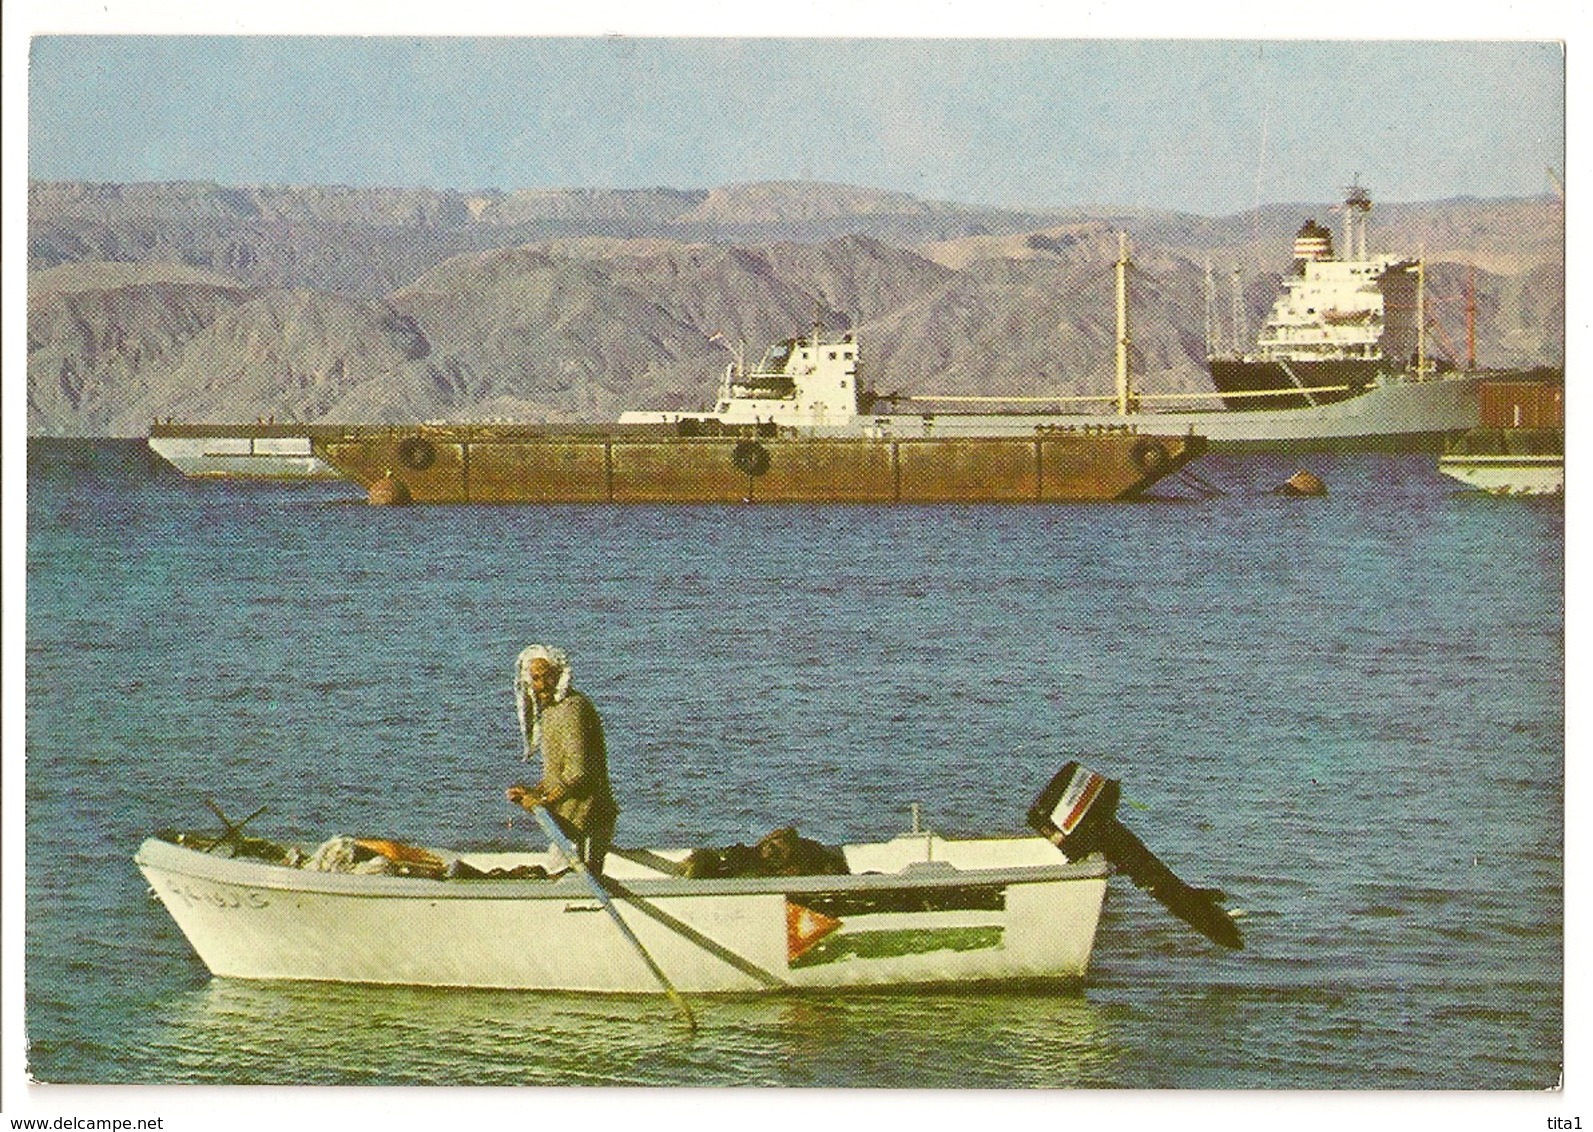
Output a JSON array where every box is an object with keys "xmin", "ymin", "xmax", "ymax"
[
  {"xmin": 781, "ymin": 203, "xmax": 1484, "ymax": 454},
  {"xmin": 1194, "ymin": 183, "xmax": 1483, "ymax": 446}
]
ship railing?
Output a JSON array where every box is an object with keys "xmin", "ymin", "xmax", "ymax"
[{"xmin": 912, "ymin": 384, "xmax": 1358, "ymax": 409}]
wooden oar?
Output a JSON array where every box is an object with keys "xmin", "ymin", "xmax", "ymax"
[{"xmin": 527, "ymin": 805, "xmax": 697, "ymax": 1033}]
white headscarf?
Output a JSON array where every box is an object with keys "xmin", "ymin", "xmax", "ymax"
[{"xmin": 514, "ymin": 644, "xmax": 571, "ymax": 761}]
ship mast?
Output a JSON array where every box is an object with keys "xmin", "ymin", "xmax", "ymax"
[
  {"xmin": 1341, "ymin": 178, "xmax": 1372, "ymax": 261},
  {"xmin": 1466, "ymin": 265, "xmax": 1477, "ymax": 371},
  {"xmin": 1116, "ymin": 232, "xmax": 1131, "ymax": 415},
  {"xmin": 1415, "ymin": 246, "xmax": 1428, "ymax": 377},
  {"xmin": 1230, "ymin": 269, "xmax": 1247, "ymax": 357},
  {"xmin": 1204, "ymin": 259, "xmax": 1217, "ymax": 357}
]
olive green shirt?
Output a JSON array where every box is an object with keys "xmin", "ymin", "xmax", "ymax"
[{"xmin": 538, "ymin": 691, "xmax": 619, "ymax": 834}]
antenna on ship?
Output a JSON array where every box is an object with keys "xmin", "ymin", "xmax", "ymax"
[
  {"xmin": 708, "ymin": 329, "xmax": 744, "ymax": 379},
  {"xmin": 1116, "ymin": 232, "xmax": 1132, "ymax": 415},
  {"xmin": 1466, "ymin": 265, "xmax": 1478, "ymax": 371}
]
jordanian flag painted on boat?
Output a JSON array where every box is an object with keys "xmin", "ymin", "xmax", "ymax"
[{"xmin": 784, "ymin": 884, "xmax": 1006, "ymax": 968}]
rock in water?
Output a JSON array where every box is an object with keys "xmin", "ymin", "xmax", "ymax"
[
  {"xmin": 367, "ymin": 475, "xmax": 412, "ymax": 505},
  {"xmin": 1278, "ymin": 470, "xmax": 1327, "ymax": 496}
]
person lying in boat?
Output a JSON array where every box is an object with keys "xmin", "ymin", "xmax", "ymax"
[{"xmin": 506, "ymin": 644, "xmax": 621, "ymax": 875}]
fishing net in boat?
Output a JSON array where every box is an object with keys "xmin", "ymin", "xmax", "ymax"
[
  {"xmin": 303, "ymin": 837, "xmax": 392, "ymax": 874},
  {"xmin": 682, "ymin": 827, "xmax": 850, "ymax": 879},
  {"xmin": 300, "ymin": 836, "xmax": 448, "ymax": 877}
]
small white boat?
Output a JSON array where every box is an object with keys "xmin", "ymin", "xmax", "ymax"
[
  {"xmin": 1437, "ymin": 451, "xmax": 1564, "ymax": 495},
  {"xmin": 1437, "ymin": 382, "xmax": 1563, "ymax": 496},
  {"xmin": 138, "ymin": 764, "xmax": 1239, "ymax": 998},
  {"xmin": 136, "ymin": 827, "xmax": 1111, "ymax": 993}
]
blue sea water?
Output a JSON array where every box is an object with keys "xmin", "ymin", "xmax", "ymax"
[{"xmin": 23, "ymin": 440, "xmax": 1563, "ymax": 1089}]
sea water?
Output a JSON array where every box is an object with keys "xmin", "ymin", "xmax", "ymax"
[{"xmin": 23, "ymin": 440, "xmax": 1562, "ymax": 1088}]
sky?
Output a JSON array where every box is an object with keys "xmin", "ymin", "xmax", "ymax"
[{"xmin": 22, "ymin": 34, "xmax": 1565, "ymax": 215}]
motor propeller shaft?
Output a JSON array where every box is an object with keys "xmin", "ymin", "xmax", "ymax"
[{"xmin": 1027, "ymin": 762, "xmax": 1243, "ymax": 950}]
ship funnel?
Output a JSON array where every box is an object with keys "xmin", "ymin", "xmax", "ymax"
[{"xmin": 1293, "ymin": 219, "xmax": 1334, "ymax": 271}]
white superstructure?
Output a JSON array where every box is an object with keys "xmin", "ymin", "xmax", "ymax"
[
  {"xmin": 620, "ymin": 327, "xmax": 865, "ymax": 431},
  {"xmin": 1246, "ymin": 190, "xmax": 1420, "ymax": 368}
]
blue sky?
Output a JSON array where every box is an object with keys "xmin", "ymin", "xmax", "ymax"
[{"xmin": 26, "ymin": 36, "xmax": 1563, "ymax": 215}]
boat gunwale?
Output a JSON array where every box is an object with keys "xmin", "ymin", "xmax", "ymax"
[
  {"xmin": 135, "ymin": 836, "xmax": 1111, "ymax": 901},
  {"xmin": 1437, "ymin": 453, "xmax": 1564, "ymax": 466}
]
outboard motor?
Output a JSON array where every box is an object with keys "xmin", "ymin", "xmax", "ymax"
[{"xmin": 1027, "ymin": 762, "xmax": 1243, "ymax": 949}]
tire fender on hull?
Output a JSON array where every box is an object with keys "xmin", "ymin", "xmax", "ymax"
[
  {"xmin": 397, "ymin": 436, "xmax": 437, "ymax": 471},
  {"xmin": 1130, "ymin": 438, "xmax": 1169, "ymax": 474}
]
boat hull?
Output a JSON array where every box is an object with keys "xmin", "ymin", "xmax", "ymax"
[
  {"xmin": 1206, "ymin": 358, "xmax": 1383, "ymax": 411},
  {"xmin": 1437, "ymin": 455, "xmax": 1564, "ymax": 495},
  {"xmin": 135, "ymin": 835, "xmax": 1110, "ymax": 993},
  {"xmin": 1185, "ymin": 369, "xmax": 1482, "ymax": 451},
  {"xmin": 1438, "ymin": 422, "xmax": 1564, "ymax": 495},
  {"xmin": 312, "ymin": 426, "xmax": 1204, "ymax": 503},
  {"xmin": 149, "ymin": 425, "xmax": 342, "ymax": 480}
]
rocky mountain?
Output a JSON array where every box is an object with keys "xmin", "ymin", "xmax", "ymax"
[
  {"xmin": 27, "ymin": 180, "xmax": 1067, "ymax": 296},
  {"xmin": 28, "ymin": 263, "xmax": 262, "ymax": 435},
  {"xmin": 26, "ymin": 180, "xmax": 1563, "ymax": 436}
]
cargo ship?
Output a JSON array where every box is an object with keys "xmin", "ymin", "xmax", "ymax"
[
  {"xmin": 309, "ymin": 326, "xmax": 1204, "ymax": 503},
  {"xmin": 1192, "ymin": 183, "xmax": 1483, "ymax": 448},
  {"xmin": 1438, "ymin": 377, "xmax": 1564, "ymax": 495},
  {"xmin": 859, "ymin": 200, "xmax": 1485, "ymax": 452}
]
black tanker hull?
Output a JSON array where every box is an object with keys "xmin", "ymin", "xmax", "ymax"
[{"xmin": 1206, "ymin": 359, "xmax": 1388, "ymax": 411}]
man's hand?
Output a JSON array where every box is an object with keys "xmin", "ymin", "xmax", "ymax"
[{"xmin": 506, "ymin": 783, "xmax": 546, "ymax": 810}]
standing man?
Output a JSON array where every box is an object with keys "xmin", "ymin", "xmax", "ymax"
[{"xmin": 506, "ymin": 644, "xmax": 620, "ymax": 875}]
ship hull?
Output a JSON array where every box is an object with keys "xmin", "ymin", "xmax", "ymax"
[
  {"xmin": 149, "ymin": 424, "xmax": 342, "ymax": 480},
  {"xmin": 1207, "ymin": 358, "xmax": 1386, "ymax": 411},
  {"xmin": 313, "ymin": 426, "xmax": 1204, "ymax": 503},
  {"xmin": 1143, "ymin": 369, "xmax": 1483, "ymax": 452}
]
